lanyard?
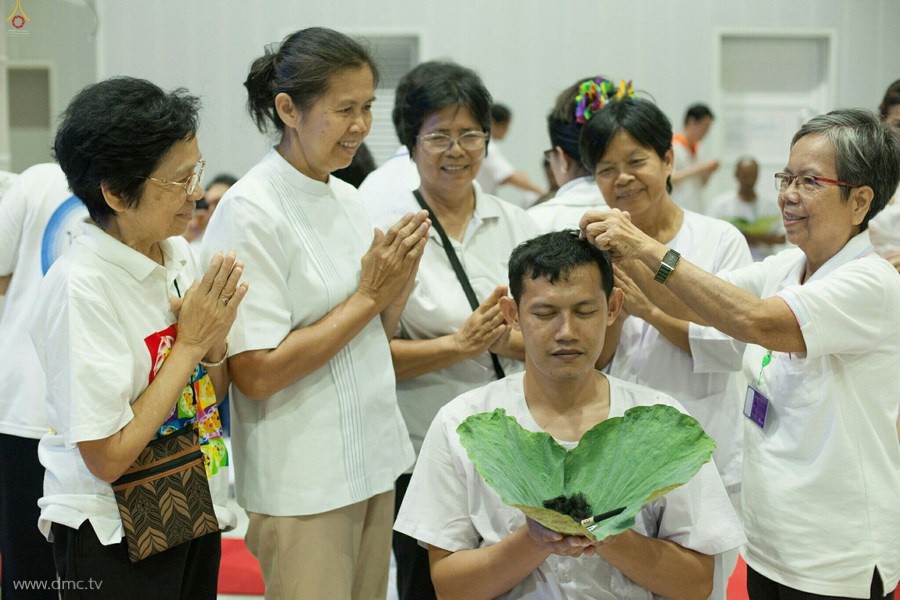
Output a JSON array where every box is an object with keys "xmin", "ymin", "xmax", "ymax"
[{"xmin": 756, "ymin": 350, "xmax": 772, "ymax": 386}]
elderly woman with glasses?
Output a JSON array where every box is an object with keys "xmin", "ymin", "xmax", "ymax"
[
  {"xmin": 582, "ymin": 108, "xmax": 900, "ymax": 600},
  {"xmin": 363, "ymin": 60, "xmax": 539, "ymax": 600},
  {"xmin": 31, "ymin": 77, "xmax": 247, "ymax": 599}
]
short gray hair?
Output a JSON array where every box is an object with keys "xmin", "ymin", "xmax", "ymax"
[{"xmin": 792, "ymin": 108, "xmax": 900, "ymax": 231}]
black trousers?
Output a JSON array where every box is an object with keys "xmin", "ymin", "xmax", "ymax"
[
  {"xmin": 51, "ymin": 522, "xmax": 220, "ymax": 600},
  {"xmin": 0, "ymin": 433, "xmax": 57, "ymax": 599},
  {"xmin": 748, "ymin": 565, "xmax": 894, "ymax": 600},
  {"xmin": 393, "ymin": 473, "xmax": 437, "ymax": 600}
]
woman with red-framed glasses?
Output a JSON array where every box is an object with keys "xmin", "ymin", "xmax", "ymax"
[{"xmin": 582, "ymin": 108, "xmax": 900, "ymax": 600}]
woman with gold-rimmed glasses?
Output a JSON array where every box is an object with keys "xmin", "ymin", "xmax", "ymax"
[
  {"xmin": 582, "ymin": 108, "xmax": 900, "ymax": 599},
  {"xmin": 369, "ymin": 60, "xmax": 539, "ymax": 600},
  {"xmin": 32, "ymin": 76, "xmax": 247, "ymax": 599}
]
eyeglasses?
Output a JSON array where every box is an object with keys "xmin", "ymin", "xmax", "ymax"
[
  {"xmin": 774, "ymin": 171, "xmax": 855, "ymax": 194},
  {"xmin": 145, "ymin": 159, "xmax": 206, "ymax": 195},
  {"xmin": 417, "ymin": 131, "xmax": 488, "ymax": 153}
]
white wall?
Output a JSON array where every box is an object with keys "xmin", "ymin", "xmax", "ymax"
[
  {"xmin": 40, "ymin": 0, "xmax": 900, "ymax": 194},
  {"xmin": 3, "ymin": 0, "xmax": 98, "ymax": 170}
]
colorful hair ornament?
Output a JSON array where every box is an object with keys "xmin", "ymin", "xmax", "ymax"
[
  {"xmin": 615, "ymin": 80, "xmax": 635, "ymax": 100},
  {"xmin": 574, "ymin": 78, "xmax": 637, "ymax": 124}
]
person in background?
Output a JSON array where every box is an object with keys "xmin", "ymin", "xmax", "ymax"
[
  {"xmin": 475, "ymin": 102, "xmax": 546, "ymax": 205},
  {"xmin": 528, "ymin": 154, "xmax": 559, "ymax": 207},
  {"xmin": 333, "ymin": 141, "xmax": 376, "ymax": 187},
  {"xmin": 582, "ymin": 107, "xmax": 900, "ymax": 599},
  {"xmin": 202, "ymin": 27, "xmax": 429, "ymax": 600},
  {"xmin": 867, "ymin": 79, "xmax": 900, "ymax": 273},
  {"xmin": 671, "ymin": 103, "xmax": 718, "ymax": 214},
  {"xmin": 709, "ymin": 157, "xmax": 785, "ymax": 261},
  {"xmin": 0, "ymin": 170, "xmax": 18, "ymax": 315},
  {"xmin": 183, "ymin": 173, "xmax": 236, "ymax": 247},
  {"xmin": 528, "ymin": 76, "xmax": 610, "ymax": 232},
  {"xmin": 33, "ymin": 76, "xmax": 247, "ymax": 599},
  {"xmin": 395, "ymin": 230, "xmax": 745, "ymax": 600},
  {"xmin": 0, "ymin": 170, "xmax": 16, "ymax": 199},
  {"xmin": 0, "ymin": 163, "xmax": 85, "ymax": 599},
  {"xmin": 577, "ymin": 82, "xmax": 752, "ymax": 600},
  {"xmin": 369, "ymin": 59, "xmax": 540, "ymax": 600}
]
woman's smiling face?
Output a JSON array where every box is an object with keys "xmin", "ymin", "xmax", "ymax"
[
  {"xmin": 778, "ymin": 133, "xmax": 870, "ymax": 270},
  {"xmin": 412, "ymin": 104, "xmax": 486, "ymax": 199},
  {"xmin": 593, "ymin": 131, "xmax": 673, "ymax": 220}
]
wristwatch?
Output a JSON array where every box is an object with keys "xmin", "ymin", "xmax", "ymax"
[{"xmin": 654, "ymin": 249, "xmax": 681, "ymax": 284}]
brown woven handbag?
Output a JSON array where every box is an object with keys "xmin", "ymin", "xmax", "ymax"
[{"xmin": 111, "ymin": 425, "xmax": 219, "ymax": 562}]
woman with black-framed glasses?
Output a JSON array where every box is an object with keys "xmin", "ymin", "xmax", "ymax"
[
  {"xmin": 582, "ymin": 108, "xmax": 900, "ymax": 599},
  {"xmin": 32, "ymin": 76, "xmax": 248, "ymax": 599},
  {"xmin": 365, "ymin": 60, "xmax": 540, "ymax": 600}
]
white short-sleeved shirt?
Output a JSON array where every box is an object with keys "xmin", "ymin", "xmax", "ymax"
[
  {"xmin": 719, "ymin": 232, "xmax": 900, "ymax": 597},
  {"xmin": 358, "ymin": 145, "xmax": 419, "ymax": 223},
  {"xmin": 709, "ymin": 191, "xmax": 785, "ymax": 261},
  {"xmin": 0, "ymin": 170, "xmax": 17, "ymax": 199},
  {"xmin": 476, "ymin": 144, "xmax": 516, "ymax": 195},
  {"xmin": 0, "ymin": 163, "xmax": 87, "ymax": 438},
  {"xmin": 868, "ymin": 200, "xmax": 900, "ymax": 256},
  {"xmin": 610, "ymin": 211, "xmax": 751, "ymax": 488},
  {"xmin": 395, "ymin": 372, "xmax": 746, "ymax": 600},
  {"xmin": 31, "ymin": 224, "xmax": 234, "ymax": 544},
  {"xmin": 671, "ymin": 141, "xmax": 705, "ymax": 215},
  {"xmin": 368, "ymin": 186, "xmax": 540, "ymax": 458},
  {"xmin": 202, "ymin": 148, "xmax": 415, "ymax": 516},
  {"xmin": 527, "ymin": 176, "xmax": 607, "ymax": 234}
]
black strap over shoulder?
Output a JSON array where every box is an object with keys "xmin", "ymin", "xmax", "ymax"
[{"xmin": 413, "ymin": 189, "xmax": 506, "ymax": 380}]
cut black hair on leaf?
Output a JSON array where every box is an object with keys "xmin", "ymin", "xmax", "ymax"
[{"xmin": 543, "ymin": 493, "xmax": 593, "ymax": 522}]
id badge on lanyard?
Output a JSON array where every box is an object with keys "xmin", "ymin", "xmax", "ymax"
[{"xmin": 744, "ymin": 350, "xmax": 772, "ymax": 429}]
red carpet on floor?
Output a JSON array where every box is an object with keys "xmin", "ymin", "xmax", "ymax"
[
  {"xmin": 218, "ymin": 538, "xmax": 265, "ymax": 596},
  {"xmin": 728, "ymin": 556, "xmax": 750, "ymax": 600}
]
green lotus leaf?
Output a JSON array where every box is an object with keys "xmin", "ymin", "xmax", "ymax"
[{"xmin": 457, "ymin": 404, "xmax": 716, "ymax": 542}]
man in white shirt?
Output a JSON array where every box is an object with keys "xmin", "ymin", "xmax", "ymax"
[
  {"xmin": 671, "ymin": 104, "xmax": 719, "ymax": 214},
  {"xmin": 476, "ymin": 104, "xmax": 546, "ymax": 206},
  {"xmin": 395, "ymin": 230, "xmax": 745, "ymax": 600},
  {"xmin": 709, "ymin": 157, "xmax": 785, "ymax": 261}
]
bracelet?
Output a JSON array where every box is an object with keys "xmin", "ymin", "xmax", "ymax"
[
  {"xmin": 654, "ymin": 249, "xmax": 681, "ymax": 284},
  {"xmin": 200, "ymin": 342, "xmax": 228, "ymax": 368}
]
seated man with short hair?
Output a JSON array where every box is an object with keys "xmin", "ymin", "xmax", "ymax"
[{"xmin": 394, "ymin": 230, "xmax": 745, "ymax": 600}]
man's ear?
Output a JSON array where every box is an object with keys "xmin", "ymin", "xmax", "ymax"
[
  {"xmin": 499, "ymin": 296, "xmax": 520, "ymax": 331},
  {"xmin": 606, "ymin": 287, "xmax": 625, "ymax": 327},
  {"xmin": 274, "ymin": 92, "xmax": 300, "ymax": 129},
  {"xmin": 849, "ymin": 185, "xmax": 874, "ymax": 228},
  {"xmin": 100, "ymin": 181, "xmax": 127, "ymax": 214}
]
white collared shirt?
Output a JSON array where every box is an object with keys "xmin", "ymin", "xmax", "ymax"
[
  {"xmin": 720, "ymin": 232, "xmax": 900, "ymax": 597},
  {"xmin": 202, "ymin": 148, "xmax": 415, "ymax": 516},
  {"xmin": 527, "ymin": 176, "xmax": 607, "ymax": 234},
  {"xmin": 367, "ymin": 184, "xmax": 540, "ymax": 459},
  {"xmin": 395, "ymin": 372, "xmax": 746, "ymax": 600},
  {"xmin": 32, "ymin": 224, "xmax": 235, "ymax": 543}
]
